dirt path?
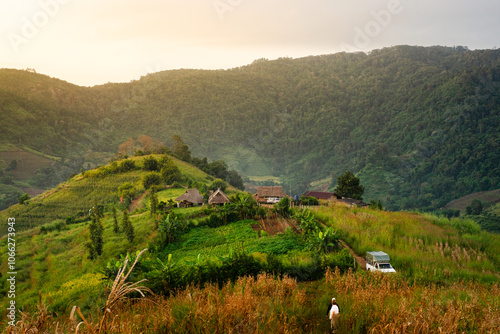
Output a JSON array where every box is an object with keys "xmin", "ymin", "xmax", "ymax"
[
  {"xmin": 129, "ymin": 191, "xmax": 148, "ymax": 212},
  {"xmin": 339, "ymin": 239, "xmax": 366, "ymax": 270}
]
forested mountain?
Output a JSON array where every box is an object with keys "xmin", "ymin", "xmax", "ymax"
[{"xmin": 1, "ymin": 45, "xmax": 499, "ymax": 210}]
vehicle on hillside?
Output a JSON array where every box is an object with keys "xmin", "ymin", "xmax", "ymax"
[{"xmin": 365, "ymin": 251, "xmax": 396, "ymax": 273}]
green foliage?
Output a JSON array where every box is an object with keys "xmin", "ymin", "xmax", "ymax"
[
  {"xmin": 18, "ymin": 193, "xmax": 30, "ymax": 204},
  {"xmin": 299, "ymin": 196, "xmax": 319, "ymax": 206},
  {"xmin": 172, "ymin": 134, "xmax": 192, "ymax": 162},
  {"xmin": 466, "ymin": 199, "xmax": 483, "ymax": 215},
  {"xmin": 142, "ymin": 156, "xmax": 159, "ymax": 171},
  {"xmin": 210, "ymin": 178, "xmax": 228, "ymax": 192},
  {"xmin": 161, "ymin": 163, "xmax": 181, "ymax": 185},
  {"xmin": 335, "ymin": 171, "xmax": 364, "ymax": 200},
  {"xmin": 1, "ymin": 48, "xmax": 500, "ymax": 212},
  {"xmin": 86, "ymin": 208, "xmax": 104, "ymax": 260},
  {"xmin": 122, "ymin": 209, "xmax": 134, "ymax": 243},
  {"xmin": 142, "ymin": 171, "xmax": 162, "ymax": 189},
  {"xmin": 119, "ymin": 159, "xmax": 136, "ymax": 172},
  {"xmin": 150, "ymin": 187, "xmax": 158, "ymax": 217},
  {"xmin": 112, "ymin": 206, "xmax": 119, "ymax": 233},
  {"xmin": 227, "ymin": 170, "xmax": 245, "ymax": 190},
  {"xmin": 369, "ymin": 200, "xmax": 383, "ymax": 210},
  {"xmin": 275, "ymin": 197, "xmax": 291, "ymax": 217}
]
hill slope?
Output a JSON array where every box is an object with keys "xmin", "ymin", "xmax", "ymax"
[{"xmin": 1, "ymin": 46, "xmax": 499, "ymax": 211}]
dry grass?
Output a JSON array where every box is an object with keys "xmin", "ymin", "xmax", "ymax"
[
  {"xmin": 7, "ymin": 268, "xmax": 499, "ymax": 333},
  {"xmin": 325, "ymin": 267, "xmax": 500, "ymax": 333}
]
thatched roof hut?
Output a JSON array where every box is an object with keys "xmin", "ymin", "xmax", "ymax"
[
  {"xmin": 175, "ymin": 188, "xmax": 204, "ymax": 207},
  {"xmin": 208, "ymin": 188, "xmax": 231, "ymax": 205},
  {"xmin": 255, "ymin": 186, "xmax": 287, "ymax": 204}
]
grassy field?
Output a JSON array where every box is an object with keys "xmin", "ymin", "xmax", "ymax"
[{"xmin": 313, "ymin": 203, "xmax": 500, "ymax": 284}]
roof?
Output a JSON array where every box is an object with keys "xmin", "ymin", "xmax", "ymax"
[
  {"xmin": 175, "ymin": 188, "xmax": 204, "ymax": 204},
  {"xmin": 366, "ymin": 251, "xmax": 391, "ymax": 262},
  {"xmin": 337, "ymin": 198, "xmax": 369, "ymax": 206},
  {"xmin": 208, "ymin": 188, "xmax": 231, "ymax": 205},
  {"xmin": 302, "ymin": 191, "xmax": 341, "ymax": 200},
  {"xmin": 256, "ymin": 186, "xmax": 286, "ymax": 198}
]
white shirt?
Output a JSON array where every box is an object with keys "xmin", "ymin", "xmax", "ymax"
[{"xmin": 329, "ymin": 305, "xmax": 340, "ymax": 319}]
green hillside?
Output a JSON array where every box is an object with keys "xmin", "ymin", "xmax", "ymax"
[
  {"xmin": 1, "ymin": 46, "xmax": 499, "ymax": 211},
  {"xmin": 0, "ymin": 168, "xmax": 499, "ymax": 332}
]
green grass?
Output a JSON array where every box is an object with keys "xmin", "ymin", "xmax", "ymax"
[{"xmin": 313, "ymin": 204, "xmax": 500, "ymax": 284}]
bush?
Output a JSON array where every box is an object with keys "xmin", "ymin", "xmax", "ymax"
[
  {"xmin": 119, "ymin": 159, "xmax": 136, "ymax": 172},
  {"xmin": 142, "ymin": 172, "xmax": 162, "ymax": 189},
  {"xmin": 143, "ymin": 156, "xmax": 159, "ymax": 171},
  {"xmin": 18, "ymin": 193, "xmax": 30, "ymax": 204},
  {"xmin": 161, "ymin": 164, "xmax": 181, "ymax": 184}
]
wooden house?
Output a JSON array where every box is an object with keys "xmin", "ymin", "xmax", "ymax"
[
  {"xmin": 255, "ymin": 186, "xmax": 287, "ymax": 204},
  {"xmin": 302, "ymin": 191, "xmax": 342, "ymax": 201},
  {"xmin": 175, "ymin": 188, "xmax": 204, "ymax": 207},
  {"xmin": 208, "ymin": 188, "xmax": 231, "ymax": 206}
]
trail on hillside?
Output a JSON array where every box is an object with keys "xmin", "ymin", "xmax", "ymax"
[
  {"xmin": 129, "ymin": 191, "xmax": 148, "ymax": 212},
  {"xmin": 339, "ymin": 239, "xmax": 366, "ymax": 269}
]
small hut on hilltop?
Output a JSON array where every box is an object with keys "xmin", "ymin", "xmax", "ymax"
[
  {"xmin": 175, "ymin": 188, "xmax": 204, "ymax": 207},
  {"xmin": 208, "ymin": 188, "xmax": 231, "ymax": 206}
]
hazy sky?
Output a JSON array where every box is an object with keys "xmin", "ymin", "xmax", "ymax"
[{"xmin": 1, "ymin": 0, "xmax": 499, "ymax": 86}]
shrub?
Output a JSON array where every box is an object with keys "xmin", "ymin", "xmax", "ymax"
[
  {"xmin": 161, "ymin": 164, "xmax": 181, "ymax": 184},
  {"xmin": 119, "ymin": 159, "xmax": 136, "ymax": 172},
  {"xmin": 142, "ymin": 172, "xmax": 162, "ymax": 189},
  {"xmin": 18, "ymin": 193, "xmax": 30, "ymax": 204},
  {"xmin": 143, "ymin": 156, "xmax": 159, "ymax": 171}
]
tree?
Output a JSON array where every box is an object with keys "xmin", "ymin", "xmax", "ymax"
[
  {"xmin": 122, "ymin": 209, "xmax": 134, "ymax": 243},
  {"xmin": 210, "ymin": 179, "xmax": 228, "ymax": 192},
  {"xmin": 118, "ymin": 137, "xmax": 136, "ymax": 156},
  {"xmin": 335, "ymin": 171, "xmax": 364, "ymax": 200},
  {"xmin": 137, "ymin": 134, "xmax": 157, "ymax": 153},
  {"xmin": 172, "ymin": 134, "xmax": 191, "ymax": 162},
  {"xmin": 112, "ymin": 207, "xmax": 119, "ymax": 233},
  {"xmin": 150, "ymin": 186, "xmax": 158, "ymax": 217},
  {"xmin": 161, "ymin": 163, "xmax": 181, "ymax": 184},
  {"xmin": 466, "ymin": 199, "xmax": 483, "ymax": 215},
  {"xmin": 275, "ymin": 197, "xmax": 291, "ymax": 217},
  {"xmin": 227, "ymin": 170, "xmax": 245, "ymax": 190},
  {"xmin": 86, "ymin": 206, "xmax": 104, "ymax": 260}
]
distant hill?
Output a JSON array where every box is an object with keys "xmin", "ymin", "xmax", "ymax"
[
  {"xmin": 445, "ymin": 189, "xmax": 500, "ymax": 212},
  {"xmin": 1, "ymin": 45, "xmax": 499, "ymax": 211}
]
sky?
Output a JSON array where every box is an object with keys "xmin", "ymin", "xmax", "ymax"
[{"xmin": 1, "ymin": 0, "xmax": 499, "ymax": 87}]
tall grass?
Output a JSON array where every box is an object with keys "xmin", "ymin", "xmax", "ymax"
[
  {"xmin": 8, "ymin": 269, "xmax": 499, "ymax": 333},
  {"xmin": 313, "ymin": 203, "xmax": 500, "ymax": 284}
]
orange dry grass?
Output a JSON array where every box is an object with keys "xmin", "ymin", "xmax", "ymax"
[
  {"xmin": 325, "ymin": 267, "xmax": 500, "ymax": 333},
  {"xmin": 102, "ymin": 273, "xmax": 305, "ymax": 334},
  {"xmin": 7, "ymin": 269, "xmax": 499, "ymax": 333}
]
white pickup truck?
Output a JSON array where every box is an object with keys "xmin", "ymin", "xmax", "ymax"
[{"xmin": 366, "ymin": 251, "xmax": 396, "ymax": 273}]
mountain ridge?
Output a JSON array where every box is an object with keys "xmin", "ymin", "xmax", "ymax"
[{"xmin": 1, "ymin": 45, "xmax": 499, "ymax": 211}]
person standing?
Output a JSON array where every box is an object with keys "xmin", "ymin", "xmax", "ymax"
[{"xmin": 328, "ymin": 297, "xmax": 340, "ymax": 332}]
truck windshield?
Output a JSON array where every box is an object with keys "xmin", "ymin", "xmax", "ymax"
[{"xmin": 378, "ymin": 263, "xmax": 392, "ymax": 269}]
